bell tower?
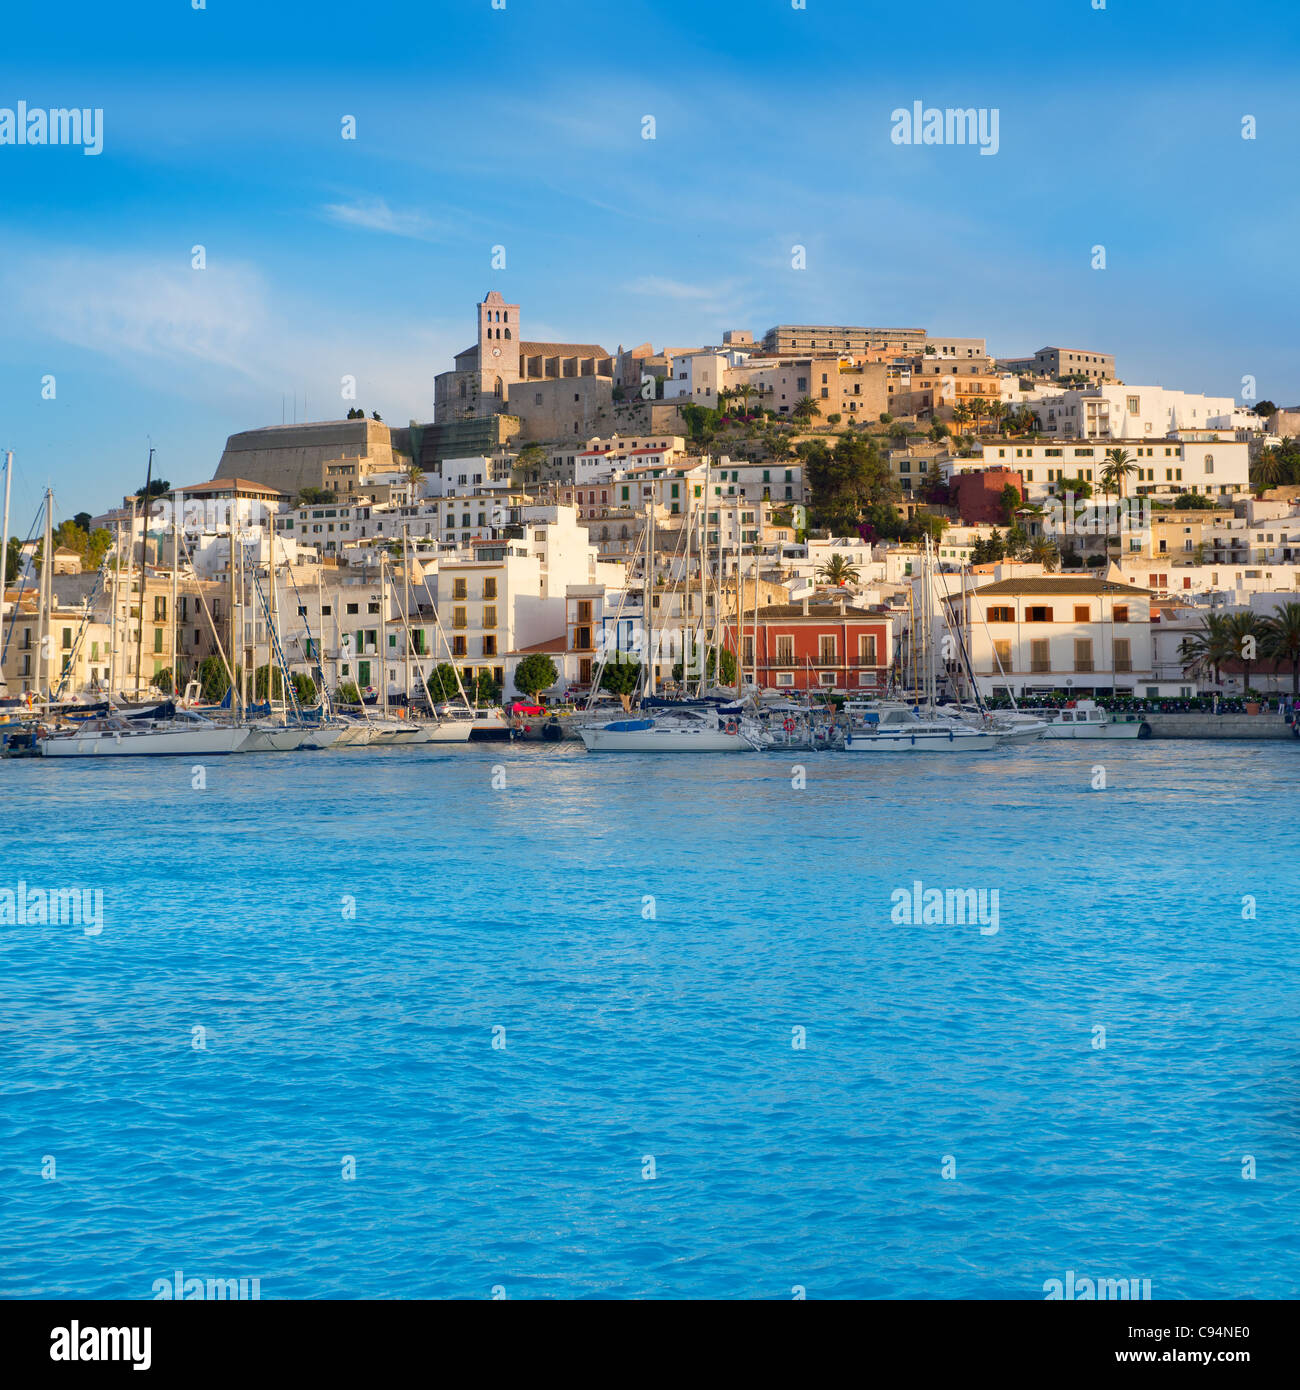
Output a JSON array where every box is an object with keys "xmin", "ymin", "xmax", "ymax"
[{"xmin": 476, "ymin": 290, "xmax": 520, "ymax": 413}]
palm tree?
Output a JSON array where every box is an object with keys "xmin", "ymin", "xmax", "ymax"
[
  {"xmin": 1180, "ymin": 612, "xmax": 1235, "ymax": 688},
  {"xmin": 1262, "ymin": 601, "xmax": 1300, "ymax": 694},
  {"xmin": 1099, "ymin": 448, "xmax": 1138, "ymax": 503},
  {"xmin": 1251, "ymin": 448, "xmax": 1283, "ymax": 490},
  {"xmin": 1026, "ymin": 537, "xmax": 1060, "ymax": 571},
  {"xmin": 818, "ymin": 553, "xmax": 860, "ymax": 587},
  {"xmin": 737, "ymin": 383, "xmax": 756, "ymax": 416},
  {"xmin": 969, "ymin": 397, "xmax": 990, "ymax": 435},
  {"xmin": 792, "ymin": 396, "xmax": 821, "ymax": 424},
  {"xmin": 1224, "ymin": 610, "xmax": 1267, "ymax": 691},
  {"xmin": 951, "ymin": 402, "xmax": 972, "ymax": 433},
  {"xmin": 406, "ymin": 463, "xmax": 425, "ymax": 492},
  {"xmin": 987, "ymin": 399, "xmax": 1007, "ymax": 434}
]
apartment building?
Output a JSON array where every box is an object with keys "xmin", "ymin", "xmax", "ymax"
[
  {"xmin": 961, "ymin": 575, "xmax": 1154, "ymax": 698},
  {"xmin": 998, "ymin": 346, "xmax": 1115, "ymax": 382}
]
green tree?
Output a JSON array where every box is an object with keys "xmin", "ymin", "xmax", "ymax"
[
  {"xmin": 425, "ymin": 663, "xmax": 463, "ymax": 703},
  {"xmin": 1180, "ymin": 613, "xmax": 1235, "ymax": 687},
  {"xmin": 6, "ymin": 536, "xmax": 23, "ymax": 583},
  {"xmin": 1224, "ymin": 611, "xmax": 1266, "ymax": 690},
  {"xmin": 1100, "ymin": 448, "xmax": 1138, "ymax": 502},
  {"xmin": 291, "ymin": 673, "xmax": 318, "ymax": 706},
  {"xmin": 153, "ymin": 668, "xmax": 175, "ymax": 696},
  {"xmin": 791, "ymin": 396, "xmax": 821, "ymax": 424},
  {"xmin": 197, "ymin": 654, "xmax": 234, "ymax": 702},
  {"xmin": 826, "ymin": 412, "xmax": 842, "ymax": 427},
  {"xmin": 1027, "ymin": 537, "xmax": 1060, "ymax": 572},
  {"xmin": 254, "ymin": 664, "xmax": 288, "ymax": 701},
  {"xmin": 600, "ymin": 656, "xmax": 642, "ymax": 710},
  {"xmin": 1262, "ymin": 601, "xmax": 1300, "ymax": 694},
  {"xmin": 1255, "ymin": 400, "xmax": 1277, "ymax": 418},
  {"xmin": 514, "ymin": 653, "xmax": 559, "ymax": 701},
  {"xmin": 998, "ymin": 482, "xmax": 1022, "ymax": 525},
  {"xmin": 470, "ymin": 671, "xmax": 501, "ymax": 706},
  {"xmin": 818, "ymin": 553, "xmax": 860, "ymax": 586},
  {"xmin": 336, "ymin": 680, "xmax": 363, "ymax": 705}
]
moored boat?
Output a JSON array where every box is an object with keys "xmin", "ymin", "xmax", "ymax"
[{"xmin": 40, "ymin": 711, "xmax": 250, "ymax": 757}]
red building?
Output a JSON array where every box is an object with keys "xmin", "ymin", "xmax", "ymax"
[
  {"xmin": 950, "ymin": 467, "xmax": 1024, "ymax": 525},
  {"xmin": 727, "ymin": 599, "xmax": 893, "ymax": 693}
]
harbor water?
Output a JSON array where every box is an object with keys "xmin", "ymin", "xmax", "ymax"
[{"xmin": 2, "ymin": 740, "xmax": 1298, "ymax": 1299}]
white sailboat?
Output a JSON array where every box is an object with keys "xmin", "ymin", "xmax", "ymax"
[
  {"xmin": 844, "ymin": 539, "xmax": 1049, "ymax": 754},
  {"xmin": 843, "ymin": 702, "xmax": 1046, "ymax": 752},
  {"xmin": 579, "ymin": 705, "xmax": 759, "ymax": 752},
  {"xmin": 41, "ymin": 709, "xmax": 250, "ymax": 757}
]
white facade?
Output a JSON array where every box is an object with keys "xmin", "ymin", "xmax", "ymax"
[
  {"xmin": 962, "ymin": 577, "xmax": 1155, "ymax": 696},
  {"xmin": 1027, "ymin": 384, "xmax": 1238, "ymax": 440}
]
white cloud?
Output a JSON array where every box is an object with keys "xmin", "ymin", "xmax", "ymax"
[
  {"xmin": 4, "ymin": 247, "xmax": 455, "ymax": 424},
  {"xmin": 320, "ymin": 197, "xmax": 439, "ymax": 241}
]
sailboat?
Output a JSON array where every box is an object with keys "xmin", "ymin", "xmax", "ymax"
[
  {"xmin": 41, "ymin": 707, "xmax": 250, "ymax": 757},
  {"xmin": 843, "ymin": 538, "xmax": 1049, "ymax": 754},
  {"xmin": 578, "ymin": 491, "xmax": 759, "ymax": 753}
]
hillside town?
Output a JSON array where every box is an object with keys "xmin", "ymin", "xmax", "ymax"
[{"xmin": 5, "ymin": 291, "xmax": 1300, "ymax": 720}]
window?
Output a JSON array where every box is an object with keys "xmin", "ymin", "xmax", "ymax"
[
  {"xmin": 453, "ymin": 578, "xmax": 468, "ymax": 600},
  {"xmin": 482, "ymin": 635, "xmax": 497, "ymax": 656},
  {"xmin": 61, "ymin": 626, "xmax": 73, "ymax": 649},
  {"xmin": 1030, "ymin": 639, "xmax": 1051, "ymax": 673},
  {"xmin": 453, "ymin": 607, "xmax": 467, "ymax": 629},
  {"xmin": 346, "ymin": 602, "xmax": 359, "ymax": 615},
  {"xmin": 1073, "ymin": 605, "xmax": 1090, "ymax": 623},
  {"xmin": 1113, "ymin": 605, "xmax": 1129, "ymax": 623},
  {"xmin": 1025, "ymin": 606, "xmax": 1053, "ymax": 622},
  {"xmin": 1074, "ymin": 638, "xmax": 1094, "ymax": 672},
  {"xmin": 452, "ymin": 636, "xmax": 467, "ymax": 657},
  {"xmin": 987, "ymin": 606, "xmax": 1015, "ymax": 623},
  {"xmin": 992, "ymin": 639, "xmax": 1012, "ymax": 673},
  {"xmin": 776, "ymin": 635, "xmax": 795, "ymax": 664},
  {"xmin": 1113, "ymin": 638, "xmax": 1132, "ymax": 672},
  {"xmin": 484, "ymin": 578, "xmax": 497, "ymax": 600},
  {"xmin": 818, "ymin": 635, "xmax": 837, "ymax": 664},
  {"xmin": 857, "ymin": 633, "xmax": 877, "ymax": 664},
  {"xmin": 776, "ymin": 672, "xmax": 795, "ymax": 687},
  {"xmin": 154, "ymin": 628, "xmax": 164, "ymax": 653},
  {"xmin": 153, "ymin": 596, "xmax": 167, "ymax": 621},
  {"xmin": 483, "ymin": 606, "xmax": 497, "ymax": 628}
]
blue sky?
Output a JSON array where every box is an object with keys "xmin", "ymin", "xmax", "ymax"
[{"xmin": 2, "ymin": 0, "xmax": 1298, "ymax": 521}]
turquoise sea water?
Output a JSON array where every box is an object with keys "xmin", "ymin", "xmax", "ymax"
[{"xmin": 2, "ymin": 740, "xmax": 1298, "ymax": 1300}]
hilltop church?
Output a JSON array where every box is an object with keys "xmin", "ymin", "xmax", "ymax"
[{"xmin": 434, "ymin": 290, "xmax": 629, "ymax": 421}]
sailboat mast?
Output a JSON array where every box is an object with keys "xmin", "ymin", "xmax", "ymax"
[
  {"xmin": 171, "ymin": 490, "xmax": 180, "ymax": 697},
  {"xmin": 403, "ymin": 524, "xmax": 412, "ymax": 707},
  {"xmin": 37, "ymin": 488, "xmax": 53, "ymax": 709},
  {"xmin": 0, "ymin": 451, "xmax": 11, "ymax": 693},
  {"xmin": 133, "ymin": 446, "xmax": 154, "ymax": 701}
]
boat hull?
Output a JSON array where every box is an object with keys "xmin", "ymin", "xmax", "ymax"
[
  {"xmin": 1042, "ymin": 722, "xmax": 1146, "ymax": 740},
  {"xmin": 41, "ymin": 726, "xmax": 250, "ymax": 757},
  {"xmin": 579, "ymin": 727, "xmax": 754, "ymax": 752},
  {"xmin": 844, "ymin": 722, "xmax": 1047, "ymax": 752}
]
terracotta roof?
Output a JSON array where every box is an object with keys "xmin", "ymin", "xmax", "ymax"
[
  {"xmin": 757, "ymin": 604, "xmax": 880, "ymax": 620},
  {"xmin": 509, "ymin": 634, "xmax": 567, "ymax": 655},
  {"xmin": 174, "ymin": 479, "xmax": 289, "ymax": 497},
  {"xmin": 518, "ymin": 341, "xmax": 610, "ymax": 359},
  {"xmin": 972, "ymin": 577, "xmax": 1152, "ymax": 596}
]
